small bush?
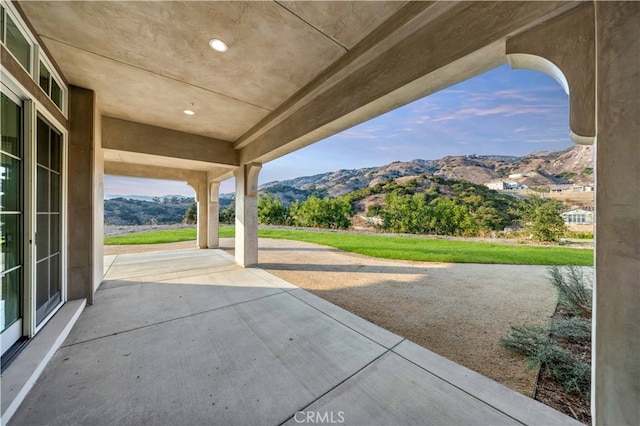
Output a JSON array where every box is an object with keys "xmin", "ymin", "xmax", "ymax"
[
  {"xmin": 500, "ymin": 324, "xmax": 549, "ymax": 357},
  {"xmin": 548, "ymin": 265, "xmax": 592, "ymax": 318},
  {"xmin": 501, "ymin": 322, "xmax": 591, "ymax": 397},
  {"xmin": 564, "ymin": 230, "xmax": 594, "ymax": 240},
  {"xmin": 501, "ymin": 266, "xmax": 593, "ymax": 398},
  {"xmin": 550, "ymin": 317, "xmax": 591, "ymax": 344},
  {"xmin": 529, "ymin": 342, "xmax": 591, "ymax": 397}
]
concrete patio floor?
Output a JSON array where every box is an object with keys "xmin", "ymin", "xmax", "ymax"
[{"xmin": 9, "ymin": 249, "xmax": 580, "ymax": 425}]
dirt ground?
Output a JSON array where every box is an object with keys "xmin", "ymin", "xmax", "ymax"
[{"xmin": 104, "ymin": 238, "xmax": 559, "ymax": 396}]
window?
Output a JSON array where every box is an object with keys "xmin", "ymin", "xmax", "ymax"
[
  {"xmin": 1, "ymin": 4, "xmax": 66, "ymax": 114},
  {"xmin": 39, "ymin": 61, "xmax": 63, "ymax": 110},
  {"xmin": 39, "ymin": 61, "xmax": 50, "ymax": 94},
  {"xmin": 3, "ymin": 10, "xmax": 31, "ymax": 72},
  {"xmin": 0, "ymin": 5, "xmax": 4, "ymax": 44}
]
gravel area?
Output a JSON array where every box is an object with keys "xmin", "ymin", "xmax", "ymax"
[{"xmin": 104, "ymin": 236, "xmax": 564, "ymax": 397}]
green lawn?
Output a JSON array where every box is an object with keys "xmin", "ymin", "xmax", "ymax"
[
  {"xmin": 103, "ymin": 227, "xmax": 234, "ymax": 245},
  {"xmin": 104, "ymin": 227, "xmax": 593, "ymax": 266}
]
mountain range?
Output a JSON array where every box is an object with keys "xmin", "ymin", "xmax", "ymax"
[{"xmin": 259, "ymin": 145, "xmax": 593, "ymax": 203}]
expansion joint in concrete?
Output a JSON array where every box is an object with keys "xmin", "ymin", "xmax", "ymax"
[
  {"xmin": 390, "ymin": 350, "xmax": 527, "ymax": 426},
  {"xmin": 61, "ymin": 291, "xmax": 285, "ymax": 349},
  {"xmin": 277, "ymin": 339, "xmax": 406, "ymax": 426},
  {"xmin": 286, "ymin": 289, "xmax": 398, "ymax": 350}
]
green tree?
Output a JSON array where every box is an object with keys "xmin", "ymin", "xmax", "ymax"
[
  {"xmin": 258, "ymin": 194, "xmax": 288, "ymax": 225},
  {"xmin": 183, "ymin": 202, "xmax": 197, "ymax": 224},
  {"xmin": 219, "ymin": 205, "xmax": 235, "ymax": 224},
  {"xmin": 518, "ymin": 197, "xmax": 566, "ymax": 241},
  {"xmin": 289, "ymin": 196, "xmax": 351, "ymax": 229},
  {"xmin": 429, "ymin": 197, "xmax": 478, "ymax": 236}
]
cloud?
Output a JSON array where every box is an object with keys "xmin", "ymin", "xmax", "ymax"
[
  {"xmin": 339, "ymin": 124, "xmax": 388, "ymax": 139},
  {"xmin": 469, "ymin": 89, "xmax": 541, "ymax": 103},
  {"xmin": 525, "ymin": 137, "xmax": 571, "ymax": 144},
  {"xmin": 432, "ymin": 104, "xmax": 563, "ymax": 122},
  {"xmin": 404, "ymin": 115, "xmax": 431, "ymax": 125}
]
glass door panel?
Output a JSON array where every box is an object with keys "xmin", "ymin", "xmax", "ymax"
[
  {"xmin": 1, "ymin": 92, "xmax": 23, "ymax": 349},
  {"xmin": 35, "ymin": 117, "xmax": 61, "ymax": 325}
]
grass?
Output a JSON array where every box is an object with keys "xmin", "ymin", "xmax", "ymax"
[
  {"xmin": 103, "ymin": 227, "xmax": 234, "ymax": 245},
  {"xmin": 104, "ymin": 226, "xmax": 593, "ymax": 266},
  {"xmin": 258, "ymin": 229, "xmax": 593, "ymax": 265}
]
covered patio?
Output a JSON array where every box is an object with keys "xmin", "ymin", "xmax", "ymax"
[
  {"xmin": 0, "ymin": 1, "xmax": 637, "ymax": 424},
  {"xmin": 7, "ymin": 249, "xmax": 578, "ymax": 425}
]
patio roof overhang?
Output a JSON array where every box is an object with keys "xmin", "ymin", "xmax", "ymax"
[{"xmin": 17, "ymin": 0, "xmax": 585, "ymax": 180}]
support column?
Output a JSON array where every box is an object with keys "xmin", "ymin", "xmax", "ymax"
[
  {"xmin": 594, "ymin": 3, "xmax": 640, "ymax": 425},
  {"xmin": 208, "ymin": 181, "xmax": 220, "ymax": 248},
  {"xmin": 234, "ymin": 163, "xmax": 261, "ymax": 267},
  {"xmin": 67, "ymin": 86, "xmax": 103, "ymax": 304},
  {"xmin": 191, "ymin": 179, "xmax": 208, "ymax": 249}
]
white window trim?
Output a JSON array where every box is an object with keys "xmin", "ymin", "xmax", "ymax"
[
  {"xmin": 2, "ymin": 0, "xmax": 68, "ymax": 117},
  {"xmin": 1, "ymin": 0, "xmax": 36, "ymax": 76},
  {"xmin": 37, "ymin": 52, "xmax": 67, "ymax": 117},
  {"xmin": 2, "ymin": 71, "xmax": 68, "ymax": 339}
]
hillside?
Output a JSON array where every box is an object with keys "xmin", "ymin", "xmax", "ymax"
[
  {"xmin": 104, "ymin": 146, "xmax": 592, "ymax": 225},
  {"xmin": 259, "ymin": 145, "xmax": 593, "ymax": 202},
  {"xmin": 104, "ymin": 197, "xmax": 194, "ymax": 225}
]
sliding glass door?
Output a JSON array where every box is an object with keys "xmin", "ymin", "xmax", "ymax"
[
  {"xmin": 1, "ymin": 91, "xmax": 23, "ymax": 351},
  {"xmin": 35, "ymin": 116, "xmax": 62, "ymax": 325}
]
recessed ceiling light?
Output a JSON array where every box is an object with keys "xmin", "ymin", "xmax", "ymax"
[
  {"xmin": 183, "ymin": 109, "xmax": 195, "ymax": 116},
  {"xmin": 209, "ymin": 38, "xmax": 228, "ymax": 52}
]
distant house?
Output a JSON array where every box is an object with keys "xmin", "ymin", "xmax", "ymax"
[
  {"xmin": 486, "ymin": 181, "xmax": 526, "ymax": 190},
  {"xmin": 561, "ymin": 208, "xmax": 595, "ymax": 225},
  {"xmin": 551, "ymin": 183, "xmax": 595, "ymax": 193},
  {"xmin": 487, "ymin": 181, "xmax": 506, "ymax": 190}
]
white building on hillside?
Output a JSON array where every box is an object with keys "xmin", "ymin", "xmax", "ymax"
[
  {"xmin": 486, "ymin": 181, "xmax": 527, "ymax": 190},
  {"xmin": 561, "ymin": 208, "xmax": 595, "ymax": 224}
]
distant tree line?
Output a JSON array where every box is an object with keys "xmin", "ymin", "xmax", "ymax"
[
  {"xmin": 107, "ymin": 176, "xmax": 567, "ymax": 242},
  {"xmin": 254, "ymin": 176, "xmax": 567, "ymax": 241}
]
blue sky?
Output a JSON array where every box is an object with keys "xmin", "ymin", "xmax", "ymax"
[{"xmin": 104, "ymin": 64, "xmax": 572, "ymax": 197}]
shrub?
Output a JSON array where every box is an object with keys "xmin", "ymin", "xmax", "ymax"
[
  {"xmin": 500, "ymin": 324, "xmax": 549, "ymax": 357},
  {"xmin": 548, "ymin": 265, "xmax": 593, "ymax": 318},
  {"xmin": 564, "ymin": 230, "xmax": 594, "ymax": 240},
  {"xmin": 500, "ymin": 266, "xmax": 593, "ymax": 398},
  {"xmin": 529, "ymin": 341, "xmax": 590, "ymax": 397},
  {"xmin": 550, "ymin": 317, "xmax": 591, "ymax": 344}
]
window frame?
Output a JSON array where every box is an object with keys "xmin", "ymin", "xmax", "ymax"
[
  {"xmin": 37, "ymin": 55, "xmax": 67, "ymax": 115},
  {"xmin": 0, "ymin": 2, "xmax": 36, "ymax": 76},
  {"xmin": 1, "ymin": 1, "xmax": 68, "ymax": 117}
]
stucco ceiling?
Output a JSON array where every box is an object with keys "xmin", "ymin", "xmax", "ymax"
[
  {"xmin": 18, "ymin": 0, "xmax": 407, "ymax": 142},
  {"xmin": 16, "ymin": 1, "xmax": 579, "ymax": 180}
]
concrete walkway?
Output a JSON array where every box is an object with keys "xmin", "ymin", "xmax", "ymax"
[{"xmin": 9, "ymin": 249, "xmax": 579, "ymax": 425}]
